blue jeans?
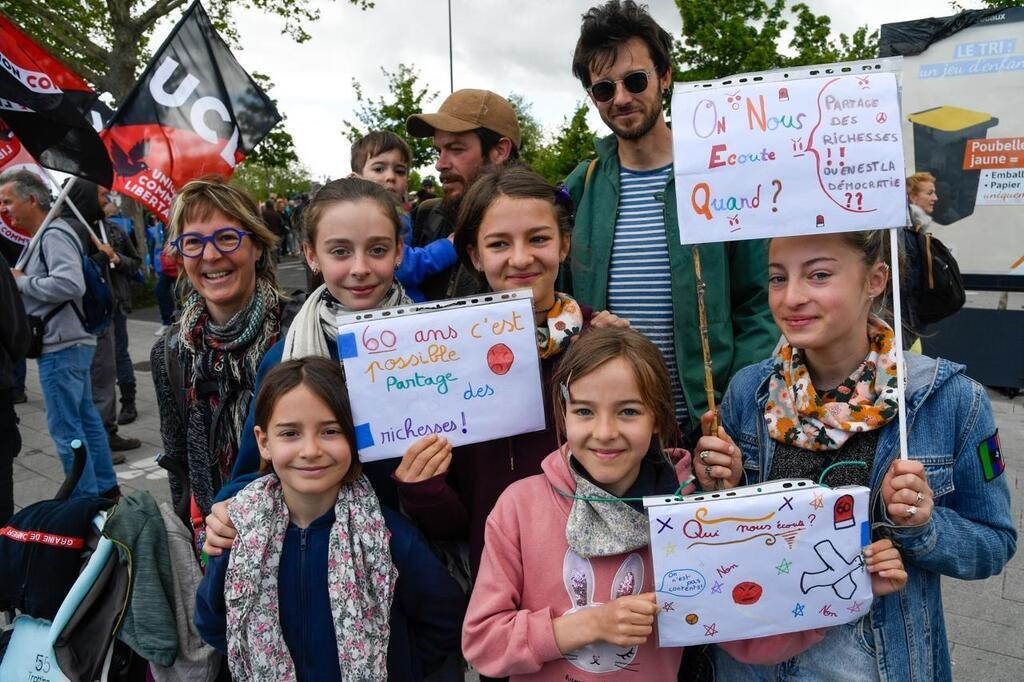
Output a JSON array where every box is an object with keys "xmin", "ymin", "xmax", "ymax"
[
  {"xmin": 37, "ymin": 344, "xmax": 118, "ymax": 497},
  {"xmin": 113, "ymin": 310, "xmax": 135, "ymax": 386},
  {"xmin": 712, "ymin": 617, "xmax": 879, "ymax": 681}
]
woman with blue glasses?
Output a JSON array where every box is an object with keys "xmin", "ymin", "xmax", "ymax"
[{"xmin": 151, "ymin": 176, "xmax": 283, "ymax": 533}]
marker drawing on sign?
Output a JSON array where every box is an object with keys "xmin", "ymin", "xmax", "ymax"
[{"xmin": 800, "ymin": 539, "xmax": 865, "ymax": 599}]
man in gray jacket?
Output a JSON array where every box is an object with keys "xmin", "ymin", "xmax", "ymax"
[{"xmin": 0, "ymin": 169, "xmax": 119, "ymax": 499}]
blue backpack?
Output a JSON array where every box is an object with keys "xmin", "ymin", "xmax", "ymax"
[{"xmin": 39, "ymin": 225, "xmax": 114, "ymax": 336}]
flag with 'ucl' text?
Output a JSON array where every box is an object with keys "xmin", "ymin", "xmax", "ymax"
[
  {"xmin": 0, "ymin": 14, "xmax": 112, "ymax": 187},
  {"xmin": 102, "ymin": 1, "xmax": 281, "ymax": 221}
]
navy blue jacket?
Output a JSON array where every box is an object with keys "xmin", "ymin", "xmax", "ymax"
[{"xmin": 194, "ymin": 505, "xmax": 465, "ymax": 681}]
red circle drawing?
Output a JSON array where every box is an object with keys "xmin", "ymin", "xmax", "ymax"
[
  {"xmin": 487, "ymin": 343, "xmax": 515, "ymax": 375},
  {"xmin": 732, "ymin": 581, "xmax": 763, "ymax": 605}
]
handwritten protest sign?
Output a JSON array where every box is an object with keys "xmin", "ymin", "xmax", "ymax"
[
  {"xmin": 672, "ymin": 61, "xmax": 908, "ymax": 243},
  {"xmin": 335, "ymin": 292, "xmax": 545, "ymax": 462},
  {"xmin": 645, "ymin": 480, "xmax": 872, "ymax": 646}
]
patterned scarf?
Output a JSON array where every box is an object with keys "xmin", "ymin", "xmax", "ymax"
[
  {"xmin": 224, "ymin": 474, "xmax": 396, "ymax": 682},
  {"xmin": 177, "ymin": 277, "xmax": 281, "ymax": 515},
  {"xmin": 281, "ymin": 281, "xmax": 411, "ymax": 362},
  {"xmin": 536, "ymin": 293, "xmax": 584, "ymax": 359},
  {"xmin": 765, "ymin": 316, "xmax": 899, "ymax": 451}
]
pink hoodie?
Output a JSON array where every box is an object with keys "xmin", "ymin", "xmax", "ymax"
[{"xmin": 462, "ymin": 448, "xmax": 825, "ymax": 680}]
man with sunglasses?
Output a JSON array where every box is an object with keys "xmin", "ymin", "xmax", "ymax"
[{"xmin": 565, "ymin": 0, "xmax": 777, "ymax": 445}]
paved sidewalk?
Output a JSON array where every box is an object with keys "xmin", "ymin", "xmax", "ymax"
[{"xmin": 11, "ymin": 313, "xmax": 1023, "ymax": 678}]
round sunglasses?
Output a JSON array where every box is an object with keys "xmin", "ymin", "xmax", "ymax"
[
  {"xmin": 587, "ymin": 69, "xmax": 653, "ymax": 103},
  {"xmin": 172, "ymin": 226, "xmax": 252, "ymax": 258}
]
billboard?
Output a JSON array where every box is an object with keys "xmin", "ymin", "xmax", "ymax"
[{"xmin": 882, "ymin": 8, "xmax": 1024, "ymax": 284}]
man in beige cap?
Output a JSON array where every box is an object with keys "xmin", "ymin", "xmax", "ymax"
[{"xmin": 406, "ymin": 89, "xmax": 521, "ymax": 299}]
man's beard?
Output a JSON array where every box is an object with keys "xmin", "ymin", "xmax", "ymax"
[{"xmin": 605, "ymin": 91, "xmax": 663, "ymax": 141}]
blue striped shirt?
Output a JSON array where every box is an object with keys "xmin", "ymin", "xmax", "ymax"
[{"xmin": 606, "ymin": 165, "xmax": 688, "ymax": 425}]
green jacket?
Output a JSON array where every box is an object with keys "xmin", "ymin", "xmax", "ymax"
[{"xmin": 565, "ymin": 134, "xmax": 778, "ymax": 431}]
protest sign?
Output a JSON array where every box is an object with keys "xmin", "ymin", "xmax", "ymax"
[
  {"xmin": 645, "ymin": 480, "xmax": 872, "ymax": 647},
  {"xmin": 672, "ymin": 59, "xmax": 908, "ymax": 244},
  {"xmin": 336, "ymin": 291, "xmax": 546, "ymax": 462}
]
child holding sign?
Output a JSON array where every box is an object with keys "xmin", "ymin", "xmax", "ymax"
[
  {"xmin": 695, "ymin": 231, "xmax": 1016, "ymax": 680},
  {"xmin": 202, "ymin": 178, "xmax": 449, "ymax": 556},
  {"xmin": 194, "ymin": 357, "xmax": 464, "ymax": 681},
  {"xmin": 462, "ymin": 328, "xmax": 816, "ymax": 679},
  {"xmin": 393, "ymin": 165, "xmax": 627, "ymax": 577}
]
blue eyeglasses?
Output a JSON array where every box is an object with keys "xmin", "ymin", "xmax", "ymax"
[{"xmin": 171, "ymin": 227, "xmax": 252, "ymax": 258}]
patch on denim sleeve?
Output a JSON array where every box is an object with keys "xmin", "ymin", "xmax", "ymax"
[{"xmin": 977, "ymin": 431, "xmax": 1005, "ymax": 482}]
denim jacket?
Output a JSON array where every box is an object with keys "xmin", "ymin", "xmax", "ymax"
[{"xmin": 717, "ymin": 352, "xmax": 1016, "ymax": 681}]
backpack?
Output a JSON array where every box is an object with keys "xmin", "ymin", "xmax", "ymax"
[
  {"xmin": 39, "ymin": 225, "xmax": 114, "ymax": 336},
  {"xmin": 910, "ymin": 227, "xmax": 965, "ymax": 325}
]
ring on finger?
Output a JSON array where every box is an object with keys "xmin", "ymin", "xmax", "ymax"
[
  {"xmin": 704, "ymin": 465, "xmax": 713, "ymax": 478},
  {"xmin": 700, "ymin": 451, "xmax": 710, "ymax": 463},
  {"xmin": 906, "ymin": 505, "xmax": 918, "ymax": 519},
  {"xmin": 915, "ymin": 491, "xmax": 924, "ymax": 505}
]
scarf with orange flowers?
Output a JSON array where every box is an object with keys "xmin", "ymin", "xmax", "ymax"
[
  {"xmin": 536, "ymin": 293, "xmax": 584, "ymax": 359},
  {"xmin": 765, "ymin": 316, "xmax": 899, "ymax": 451}
]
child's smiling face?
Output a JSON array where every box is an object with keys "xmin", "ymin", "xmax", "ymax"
[
  {"xmin": 254, "ymin": 383, "xmax": 353, "ymax": 524},
  {"xmin": 303, "ymin": 199, "xmax": 403, "ymax": 310},
  {"xmin": 564, "ymin": 357, "xmax": 656, "ymax": 497}
]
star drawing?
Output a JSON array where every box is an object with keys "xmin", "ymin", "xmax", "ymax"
[
  {"xmin": 848, "ymin": 601, "xmax": 863, "ymax": 613},
  {"xmin": 711, "ymin": 580, "xmax": 723, "ymax": 594},
  {"xmin": 792, "ymin": 603, "xmax": 805, "ymax": 617},
  {"xmin": 663, "ymin": 542, "xmax": 677, "ymax": 557},
  {"xmin": 810, "ymin": 493, "xmax": 824, "ymax": 510},
  {"xmin": 704, "ymin": 623, "xmax": 718, "ymax": 637},
  {"xmin": 777, "ymin": 558, "xmax": 793, "ymax": 575},
  {"xmin": 662, "ymin": 601, "xmax": 675, "ymax": 612}
]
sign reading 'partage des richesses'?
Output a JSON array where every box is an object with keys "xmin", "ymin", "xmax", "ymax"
[
  {"xmin": 672, "ymin": 60, "xmax": 909, "ymax": 244},
  {"xmin": 335, "ymin": 291, "xmax": 545, "ymax": 462}
]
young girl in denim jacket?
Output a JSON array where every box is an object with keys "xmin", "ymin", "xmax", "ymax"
[
  {"xmin": 695, "ymin": 231, "xmax": 1016, "ymax": 681},
  {"xmin": 194, "ymin": 357, "xmax": 464, "ymax": 681}
]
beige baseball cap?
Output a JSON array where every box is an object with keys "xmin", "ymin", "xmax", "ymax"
[{"xmin": 406, "ymin": 89, "xmax": 521, "ymax": 149}]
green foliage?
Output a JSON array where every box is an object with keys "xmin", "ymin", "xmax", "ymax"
[
  {"xmin": 343, "ymin": 64, "xmax": 440, "ymax": 170},
  {"xmin": 231, "ymin": 158, "xmax": 312, "ymax": 203},
  {"xmin": 2, "ymin": 0, "xmax": 372, "ymax": 101},
  {"xmin": 673, "ymin": 0, "xmax": 880, "ymax": 83},
  {"xmin": 507, "ymin": 93, "xmax": 545, "ymax": 165},
  {"xmin": 531, "ymin": 103, "xmax": 598, "ymax": 185},
  {"xmin": 242, "ymin": 73, "xmax": 298, "ymax": 170}
]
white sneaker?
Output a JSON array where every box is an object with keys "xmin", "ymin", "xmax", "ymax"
[{"xmin": 154, "ymin": 324, "xmax": 168, "ymax": 337}]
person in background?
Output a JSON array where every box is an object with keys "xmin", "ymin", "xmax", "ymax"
[
  {"xmin": 0, "ymin": 251, "xmax": 29, "ymax": 523},
  {"xmin": 405, "ymin": 89, "xmax": 521, "ymax": 300},
  {"xmin": 62, "ymin": 181, "xmax": 140, "ymax": 456},
  {"xmin": 351, "ymin": 130, "xmax": 459, "ymax": 302},
  {"xmin": 275, "ymin": 196, "xmax": 293, "ymax": 257},
  {"xmin": 1, "ymin": 169, "xmax": 119, "ymax": 499},
  {"xmin": 261, "ymin": 199, "xmax": 285, "ymax": 263},
  {"xmin": 154, "ymin": 243, "xmax": 180, "ymax": 335},
  {"xmin": 902, "ymin": 171, "xmax": 938, "ymax": 345},
  {"xmin": 102, "ymin": 200, "xmax": 144, "ymax": 425}
]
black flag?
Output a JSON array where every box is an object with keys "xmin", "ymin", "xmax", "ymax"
[
  {"xmin": 0, "ymin": 15, "xmax": 113, "ymax": 186},
  {"xmin": 102, "ymin": 1, "xmax": 281, "ymax": 220}
]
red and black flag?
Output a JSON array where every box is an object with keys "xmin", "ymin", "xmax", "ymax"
[
  {"xmin": 0, "ymin": 14, "xmax": 112, "ymax": 186},
  {"xmin": 102, "ymin": 1, "xmax": 281, "ymax": 220}
]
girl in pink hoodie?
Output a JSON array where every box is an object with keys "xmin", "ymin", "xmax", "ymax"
[{"xmin": 462, "ymin": 328, "xmax": 814, "ymax": 680}]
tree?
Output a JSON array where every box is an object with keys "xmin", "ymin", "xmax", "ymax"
[
  {"xmin": 2, "ymin": 0, "xmax": 372, "ymax": 102},
  {"xmin": 532, "ymin": 103, "xmax": 598, "ymax": 185},
  {"xmin": 234, "ymin": 72, "xmax": 302, "ymax": 198},
  {"xmin": 231, "ymin": 158, "xmax": 311, "ymax": 202},
  {"xmin": 507, "ymin": 93, "xmax": 545, "ymax": 166},
  {"xmin": 343, "ymin": 64, "xmax": 439, "ymax": 170},
  {"xmin": 673, "ymin": 0, "xmax": 879, "ymax": 82}
]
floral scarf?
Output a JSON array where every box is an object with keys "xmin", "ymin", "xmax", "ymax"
[
  {"xmin": 536, "ymin": 293, "xmax": 584, "ymax": 359},
  {"xmin": 224, "ymin": 474, "xmax": 397, "ymax": 682},
  {"xmin": 177, "ymin": 277, "xmax": 281, "ymax": 515},
  {"xmin": 765, "ymin": 316, "xmax": 899, "ymax": 451}
]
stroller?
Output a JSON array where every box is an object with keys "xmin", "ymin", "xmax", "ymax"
[{"xmin": 1, "ymin": 441, "xmax": 157, "ymax": 681}]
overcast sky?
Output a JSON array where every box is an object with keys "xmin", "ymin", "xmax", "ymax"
[{"xmin": 150, "ymin": 0, "xmax": 977, "ymax": 180}]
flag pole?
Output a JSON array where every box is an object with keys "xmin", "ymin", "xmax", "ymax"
[
  {"xmin": 692, "ymin": 244, "xmax": 723, "ymax": 490},
  {"xmin": 888, "ymin": 227, "xmax": 909, "ymax": 461},
  {"xmin": 22, "ymin": 175, "xmax": 77, "ymax": 259}
]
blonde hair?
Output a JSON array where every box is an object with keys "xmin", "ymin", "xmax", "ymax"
[
  {"xmin": 906, "ymin": 172, "xmax": 936, "ymax": 198},
  {"xmin": 166, "ymin": 175, "xmax": 280, "ymax": 292},
  {"xmin": 551, "ymin": 327, "xmax": 679, "ymax": 452}
]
